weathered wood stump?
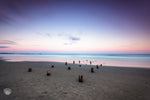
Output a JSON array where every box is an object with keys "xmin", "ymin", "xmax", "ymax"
[
  {"xmin": 47, "ymin": 70, "xmax": 51, "ymax": 76},
  {"xmin": 28, "ymin": 68, "xmax": 32, "ymax": 72},
  {"xmin": 65, "ymin": 62, "xmax": 67, "ymax": 66},
  {"xmin": 91, "ymin": 68, "xmax": 94, "ymax": 73},
  {"xmin": 78, "ymin": 75, "xmax": 83, "ymax": 82},
  {"xmin": 96, "ymin": 65, "xmax": 99, "ymax": 69},
  {"xmin": 73, "ymin": 61, "xmax": 75, "ymax": 64},
  {"xmin": 68, "ymin": 66, "xmax": 71, "ymax": 70},
  {"xmin": 90, "ymin": 61, "xmax": 92, "ymax": 64},
  {"xmin": 51, "ymin": 65, "xmax": 54, "ymax": 68}
]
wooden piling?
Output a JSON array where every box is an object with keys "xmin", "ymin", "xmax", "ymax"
[
  {"xmin": 79, "ymin": 75, "xmax": 83, "ymax": 82},
  {"xmin": 28, "ymin": 68, "xmax": 32, "ymax": 72},
  {"xmin": 47, "ymin": 70, "xmax": 51, "ymax": 76},
  {"xmin": 91, "ymin": 68, "xmax": 94, "ymax": 73}
]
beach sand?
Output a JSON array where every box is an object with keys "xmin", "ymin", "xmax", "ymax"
[{"xmin": 0, "ymin": 61, "xmax": 150, "ymax": 100}]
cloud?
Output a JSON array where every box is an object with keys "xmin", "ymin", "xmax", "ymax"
[
  {"xmin": 64, "ymin": 36, "xmax": 80, "ymax": 45},
  {"xmin": 0, "ymin": 12, "xmax": 12, "ymax": 24},
  {"xmin": 0, "ymin": 0, "xmax": 53, "ymax": 25},
  {"xmin": 0, "ymin": 40, "xmax": 17, "ymax": 45},
  {"xmin": 64, "ymin": 43, "xmax": 72, "ymax": 45},
  {"xmin": 0, "ymin": 46, "xmax": 9, "ymax": 48},
  {"xmin": 0, "ymin": 0, "xmax": 29, "ymax": 24},
  {"xmin": 69, "ymin": 36, "xmax": 80, "ymax": 41},
  {"xmin": 57, "ymin": 33, "xmax": 71, "ymax": 37},
  {"xmin": 37, "ymin": 32, "xmax": 80, "ymax": 45},
  {"xmin": 45, "ymin": 33, "xmax": 51, "ymax": 38},
  {"xmin": 36, "ymin": 32, "xmax": 52, "ymax": 38}
]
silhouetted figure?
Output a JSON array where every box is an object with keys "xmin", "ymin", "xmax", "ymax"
[
  {"xmin": 96, "ymin": 65, "xmax": 99, "ymax": 69},
  {"xmin": 79, "ymin": 65, "xmax": 81, "ymax": 67},
  {"xmin": 65, "ymin": 62, "xmax": 67, "ymax": 66},
  {"xmin": 47, "ymin": 70, "xmax": 51, "ymax": 76},
  {"xmin": 100, "ymin": 64, "xmax": 102, "ymax": 66},
  {"xmin": 73, "ymin": 61, "xmax": 75, "ymax": 64},
  {"xmin": 51, "ymin": 65, "xmax": 54, "ymax": 68},
  {"xmin": 90, "ymin": 61, "xmax": 92, "ymax": 65},
  {"xmin": 78, "ymin": 75, "xmax": 83, "ymax": 82},
  {"xmin": 28, "ymin": 68, "xmax": 32, "ymax": 72},
  {"xmin": 79, "ymin": 60, "xmax": 80, "ymax": 64},
  {"xmin": 68, "ymin": 66, "xmax": 71, "ymax": 70},
  {"xmin": 91, "ymin": 68, "xmax": 94, "ymax": 73}
]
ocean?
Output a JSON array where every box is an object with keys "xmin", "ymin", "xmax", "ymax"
[{"xmin": 0, "ymin": 53, "xmax": 150, "ymax": 68}]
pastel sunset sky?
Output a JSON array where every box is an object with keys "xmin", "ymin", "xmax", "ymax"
[{"xmin": 0, "ymin": 0, "xmax": 150, "ymax": 53}]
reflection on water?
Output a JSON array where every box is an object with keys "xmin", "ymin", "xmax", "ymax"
[{"xmin": 0, "ymin": 53, "xmax": 150, "ymax": 68}]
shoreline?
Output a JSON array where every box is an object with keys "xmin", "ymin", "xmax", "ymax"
[
  {"xmin": 1, "ymin": 53, "xmax": 150, "ymax": 68},
  {"xmin": 1, "ymin": 59, "xmax": 150, "ymax": 69}
]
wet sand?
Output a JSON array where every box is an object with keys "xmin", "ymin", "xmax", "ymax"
[{"xmin": 0, "ymin": 61, "xmax": 150, "ymax": 100}]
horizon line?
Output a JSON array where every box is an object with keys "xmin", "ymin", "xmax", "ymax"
[{"xmin": 0, "ymin": 52, "xmax": 150, "ymax": 54}]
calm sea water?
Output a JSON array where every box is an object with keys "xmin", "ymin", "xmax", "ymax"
[{"xmin": 0, "ymin": 53, "xmax": 150, "ymax": 68}]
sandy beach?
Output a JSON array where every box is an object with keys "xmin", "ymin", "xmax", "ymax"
[{"xmin": 0, "ymin": 61, "xmax": 150, "ymax": 100}]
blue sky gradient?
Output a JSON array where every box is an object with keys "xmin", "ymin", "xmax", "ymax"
[{"xmin": 0, "ymin": 0, "xmax": 150, "ymax": 53}]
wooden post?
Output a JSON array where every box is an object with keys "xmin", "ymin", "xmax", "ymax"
[
  {"xmin": 28, "ymin": 68, "xmax": 32, "ymax": 72},
  {"xmin": 79, "ymin": 75, "xmax": 83, "ymax": 82},
  {"xmin": 73, "ymin": 61, "xmax": 75, "ymax": 64},
  {"xmin": 91, "ymin": 68, "xmax": 94, "ymax": 73},
  {"xmin": 96, "ymin": 65, "xmax": 99, "ymax": 69},
  {"xmin": 51, "ymin": 65, "xmax": 54, "ymax": 68},
  {"xmin": 65, "ymin": 62, "xmax": 67, "ymax": 66},
  {"xmin": 90, "ymin": 61, "xmax": 92, "ymax": 65},
  {"xmin": 47, "ymin": 70, "xmax": 51, "ymax": 76},
  {"xmin": 68, "ymin": 66, "xmax": 71, "ymax": 70}
]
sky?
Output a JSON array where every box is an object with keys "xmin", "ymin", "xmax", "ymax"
[{"xmin": 0, "ymin": 0, "xmax": 150, "ymax": 53}]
